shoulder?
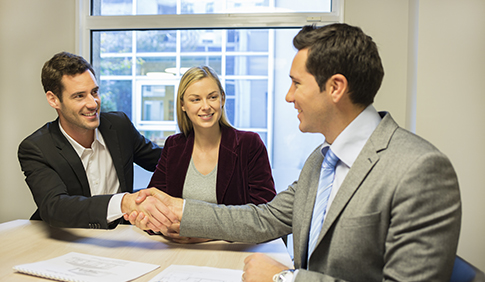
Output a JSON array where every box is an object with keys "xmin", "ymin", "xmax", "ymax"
[
  {"xmin": 374, "ymin": 112, "xmax": 442, "ymax": 155},
  {"xmin": 98, "ymin": 111, "xmax": 139, "ymax": 135},
  {"xmin": 100, "ymin": 111, "xmax": 130, "ymax": 124},
  {"xmin": 164, "ymin": 132, "xmax": 189, "ymax": 148},
  {"xmin": 20, "ymin": 120, "xmax": 58, "ymax": 146},
  {"xmin": 224, "ymin": 127, "xmax": 262, "ymax": 144},
  {"xmin": 373, "ymin": 116, "xmax": 452, "ymax": 172}
]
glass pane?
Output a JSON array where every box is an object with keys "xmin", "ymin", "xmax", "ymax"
[
  {"xmin": 141, "ymin": 85, "xmax": 175, "ymax": 122},
  {"xmin": 136, "ymin": 57, "xmax": 176, "ymax": 76},
  {"xmin": 100, "ymin": 57, "xmax": 132, "ymax": 76},
  {"xmin": 226, "ymin": 56, "xmax": 268, "ymax": 76},
  {"xmin": 181, "ymin": 56, "xmax": 222, "ymax": 74},
  {"xmin": 225, "ymin": 79, "xmax": 267, "ymax": 128},
  {"xmin": 227, "ymin": 30, "xmax": 268, "ymax": 52},
  {"xmin": 100, "ymin": 31, "xmax": 132, "ymax": 53},
  {"xmin": 257, "ymin": 132, "xmax": 267, "ymax": 147},
  {"xmin": 100, "ymin": 80, "xmax": 133, "ymax": 119},
  {"xmin": 181, "ymin": 30, "xmax": 223, "ymax": 52},
  {"xmin": 139, "ymin": 130, "xmax": 176, "ymax": 147},
  {"xmin": 137, "ymin": 30, "xmax": 177, "ymax": 52},
  {"xmin": 92, "ymin": 0, "xmax": 332, "ymax": 15},
  {"xmin": 93, "ymin": 0, "xmax": 132, "ymax": 15}
]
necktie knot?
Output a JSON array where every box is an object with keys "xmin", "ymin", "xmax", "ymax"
[{"xmin": 322, "ymin": 148, "xmax": 339, "ymax": 169}]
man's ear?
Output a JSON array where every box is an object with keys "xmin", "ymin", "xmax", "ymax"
[
  {"xmin": 327, "ymin": 74, "xmax": 348, "ymax": 103},
  {"xmin": 46, "ymin": 91, "xmax": 61, "ymax": 109}
]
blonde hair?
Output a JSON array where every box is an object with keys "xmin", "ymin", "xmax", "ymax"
[{"xmin": 176, "ymin": 66, "xmax": 233, "ymax": 136}]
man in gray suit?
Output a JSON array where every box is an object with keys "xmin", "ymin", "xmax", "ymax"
[{"xmin": 126, "ymin": 23, "xmax": 461, "ymax": 281}]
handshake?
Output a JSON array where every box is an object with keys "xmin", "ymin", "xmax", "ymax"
[{"xmin": 120, "ymin": 188, "xmax": 194, "ymax": 243}]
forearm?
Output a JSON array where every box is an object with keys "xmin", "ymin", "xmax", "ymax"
[{"xmin": 180, "ymin": 190, "xmax": 294, "ymax": 242}]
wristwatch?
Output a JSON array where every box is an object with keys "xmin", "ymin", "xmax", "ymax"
[{"xmin": 273, "ymin": 269, "xmax": 296, "ymax": 282}]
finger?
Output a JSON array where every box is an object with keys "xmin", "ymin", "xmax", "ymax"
[
  {"xmin": 244, "ymin": 253, "xmax": 255, "ymax": 265},
  {"xmin": 134, "ymin": 212, "xmax": 152, "ymax": 231},
  {"xmin": 143, "ymin": 197, "xmax": 179, "ymax": 228},
  {"xmin": 164, "ymin": 230, "xmax": 181, "ymax": 239},
  {"xmin": 135, "ymin": 189, "xmax": 150, "ymax": 204},
  {"xmin": 150, "ymin": 191, "xmax": 183, "ymax": 222},
  {"xmin": 167, "ymin": 222, "xmax": 181, "ymax": 233},
  {"xmin": 127, "ymin": 211, "xmax": 139, "ymax": 225}
]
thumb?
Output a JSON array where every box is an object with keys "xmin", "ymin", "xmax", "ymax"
[{"xmin": 135, "ymin": 189, "xmax": 150, "ymax": 204}]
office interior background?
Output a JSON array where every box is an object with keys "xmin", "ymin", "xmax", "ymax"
[{"xmin": 1, "ymin": 0, "xmax": 484, "ymax": 270}]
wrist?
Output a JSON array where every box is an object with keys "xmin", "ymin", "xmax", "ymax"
[
  {"xmin": 120, "ymin": 192, "xmax": 135, "ymax": 214},
  {"xmin": 273, "ymin": 269, "xmax": 296, "ymax": 282}
]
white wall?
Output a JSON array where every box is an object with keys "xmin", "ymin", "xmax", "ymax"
[
  {"xmin": 415, "ymin": 0, "xmax": 485, "ymax": 270},
  {"xmin": 1, "ymin": 0, "xmax": 483, "ymax": 271},
  {"xmin": 0, "ymin": 0, "xmax": 76, "ymax": 221},
  {"xmin": 345, "ymin": 0, "xmax": 485, "ymax": 270}
]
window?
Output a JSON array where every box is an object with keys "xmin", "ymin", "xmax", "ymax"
[{"xmin": 79, "ymin": 0, "xmax": 343, "ymax": 191}]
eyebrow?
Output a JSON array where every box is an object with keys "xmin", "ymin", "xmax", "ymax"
[
  {"xmin": 186, "ymin": 91, "xmax": 219, "ymax": 97},
  {"xmin": 69, "ymin": 86, "xmax": 99, "ymax": 98}
]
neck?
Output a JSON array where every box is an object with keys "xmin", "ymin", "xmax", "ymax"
[
  {"xmin": 325, "ymin": 104, "xmax": 366, "ymax": 144},
  {"xmin": 59, "ymin": 120, "xmax": 95, "ymax": 148},
  {"xmin": 193, "ymin": 125, "xmax": 222, "ymax": 150}
]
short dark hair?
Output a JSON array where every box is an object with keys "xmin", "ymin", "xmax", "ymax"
[
  {"xmin": 293, "ymin": 23, "xmax": 384, "ymax": 107},
  {"xmin": 41, "ymin": 52, "xmax": 95, "ymax": 102}
]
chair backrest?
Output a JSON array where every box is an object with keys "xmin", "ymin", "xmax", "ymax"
[{"xmin": 450, "ymin": 256, "xmax": 485, "ymax": 282}]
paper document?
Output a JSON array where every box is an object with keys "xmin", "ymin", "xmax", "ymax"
[
  {"xmin": 13, "ymin": 252, "xmax": 159, "ymax": 282},
  {"xmin": 149, "ymin": 265, "xmax": 243, "ymax": 282}
]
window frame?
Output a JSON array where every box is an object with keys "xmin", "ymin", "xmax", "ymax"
[
  {"xmin": 76, "ymin": 0, "xmax": 343, "ymax": 63},
  {"xmin": 75, "ymin": 0, "xmax": 344, "ymax": 159}
]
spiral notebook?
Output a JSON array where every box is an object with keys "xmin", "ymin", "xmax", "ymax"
[{"xmin": 13, "ymin": 252, "xmax": 159, "ymax": 282}]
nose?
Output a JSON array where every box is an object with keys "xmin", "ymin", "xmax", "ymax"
[
  {"xmin": 201, "ymin": 98, "xmax": 211, "ymax": 110},
  {"xmin": 285, "ymin": 84, "xmax": 295, "ymax": 103},
  {"xmin": 86, "ymin": 94, "xmax": 99, "ymax": 110}
]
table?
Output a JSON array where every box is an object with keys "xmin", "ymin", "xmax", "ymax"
[{"xmin": 0, "ymin": 220, "xmax": 293, "ymax": 281}]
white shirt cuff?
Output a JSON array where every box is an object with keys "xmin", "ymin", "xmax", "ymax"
[{"xmin": 107, "ymin": 193, "xmax": 127, "ymax": 223}]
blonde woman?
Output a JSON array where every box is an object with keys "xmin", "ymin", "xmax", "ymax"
[{"xmin": 147, "ymin": 66, "xmax": 276, "ymax": 243}]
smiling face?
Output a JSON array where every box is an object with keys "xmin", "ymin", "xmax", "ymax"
[
  {"xmin": 48, "ymin": 70, "xmax": 101, "ymax": 140},
  {"xmin": 286, "ymin": 48, "xmax": 334, "ymax": 135},
  {"xmin": 181, "ymin": 77, "xmax": 224, "ymax": 133}
]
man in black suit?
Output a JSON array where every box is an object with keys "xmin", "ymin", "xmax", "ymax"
[{"xmin": 18, "ymin": 52, "xmax": 162, "ymax": 229}]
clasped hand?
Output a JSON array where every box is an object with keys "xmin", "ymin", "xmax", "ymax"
[{"xmin": 121, "ymin": 188, "xmax": 182, "ymax": 236}]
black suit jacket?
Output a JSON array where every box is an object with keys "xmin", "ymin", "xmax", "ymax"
[{"xmin": 18, "ymin": 112, "xmax": 162, "ymax": 229}]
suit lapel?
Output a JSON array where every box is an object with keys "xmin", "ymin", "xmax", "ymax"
[
  {"xmin": 318, "ymin": 144, "xmax": 379, "ymax": 241},
  {"xmin": 98, "ymin": 115, "xmax": 127, "ymax": 192},
  {"xmin": 216, "ymin": 127, "xmax": 237, "ymax": 203},
  {"xmin": 294, "ymin": 146, "xmax": 324, "ymax": 268},
  {"xmin": 310, "ymin": 112, "xmax": 399, "ymax": 259},
  {"xmin": 50, "ymin": 120, "xmax": 91, "ymax": 196}
]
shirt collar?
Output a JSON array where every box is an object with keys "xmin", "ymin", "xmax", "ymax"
[
  {"xmin": 58, "ymin": 121, "xmax": 105, "ymax": 157},
  {"xmin": 321, "ymin": 105, "xmax": 382, "ymax": 168}
]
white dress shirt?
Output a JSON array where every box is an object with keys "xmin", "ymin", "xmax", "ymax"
[
  {"xmin": 291, "ymin": 105, "xmax": 382, "ymax": 281},
  {"xmin": 321, "ymin": 105, "xmax": 382, "ymax": 218},
  {"xmin": 59, "ymin": 122, "xmax": 125, "ymax": 223}
]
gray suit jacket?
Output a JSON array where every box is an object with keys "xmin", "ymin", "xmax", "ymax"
[{"xmin": 181, "ymin": 112, "xmax": 461, "ymax": 281}]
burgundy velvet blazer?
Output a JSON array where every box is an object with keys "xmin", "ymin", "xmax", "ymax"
[{"xmin": 148, "ymin": 126, "xmax": 276, "ymax": 205}]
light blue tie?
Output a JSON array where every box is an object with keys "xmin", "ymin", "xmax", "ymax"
[{"xmin": 308, "ymin": 147, "xmax": 339, "ymax": 259}]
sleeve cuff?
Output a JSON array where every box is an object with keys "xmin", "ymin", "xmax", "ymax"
[{"xmin": 107, "ymin": 193, "xmax": 127, "ymax": 223}]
